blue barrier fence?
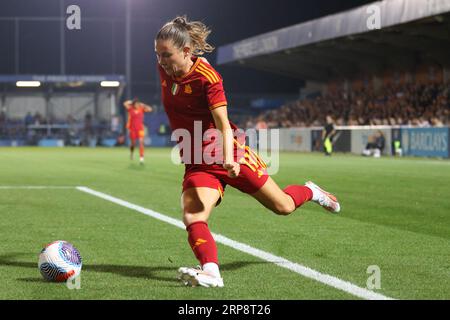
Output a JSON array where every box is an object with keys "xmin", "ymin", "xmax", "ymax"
[
  {"xmin": 1, "ymin": 125, "xmax": 449, "ymax": 159},
  {"xmin": 401, "ymin": 127, "xmax": 449, "ymax": 158}
]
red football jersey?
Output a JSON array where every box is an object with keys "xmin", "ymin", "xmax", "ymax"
[
  {"xmin": 158, "ymin": 56, "xmax": 243, "ymax": 165},
  {"xmin": 126, "ymin": 106, "xmax": 145, "ymax": 131}
]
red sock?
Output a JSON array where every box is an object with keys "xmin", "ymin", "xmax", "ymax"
[
  {"xmin": 283, "ymin": 185, "xmax": 313, "ymax": 208},
  {"xmin": 186, "ymin": 221, "xmax": 219, "ymax": 266}
]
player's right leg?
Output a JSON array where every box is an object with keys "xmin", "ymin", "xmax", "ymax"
[
  {"xmin": 225, "ymin": 146, "xmax": 340, "ymax": 214},
  {"xmin": 178, "ymin": 186, "xmax": 224, "ymax": 288}
]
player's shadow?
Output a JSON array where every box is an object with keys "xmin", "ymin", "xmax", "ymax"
[
  {"xmin": 220, "ymin": 261, "xmax": 268, "ymax": 271},
  {"xmin": 0, "ymin": 253, "xmax": 267, "ymax": 284},
  {"xmin": 127, "ymin": 163, "xmax": 145, "ymax": 171},
  {"xmin": 84, "ymin": 264, "xmax": 178, "ymax": 283}
]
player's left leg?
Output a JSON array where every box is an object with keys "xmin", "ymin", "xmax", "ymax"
[
  {"xmin": 138, "ymin": 137, "xmax": 145, "ymax": 164},
  {"xmin": 178, "ymin": 186, "xmax": 224, "ymax": 287},
  {"xmin": 250, "ymin": 176, "xmax": 304, "ymax": 215}
]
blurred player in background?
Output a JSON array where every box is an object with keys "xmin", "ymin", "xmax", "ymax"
[
  {"xmin": 155, "ymin": 16, "xmax": 341, "ymax": 288},
  {"xmin": 123, "ymin": 98, "xmax": 153, "ymax": 164},
  {"xmin": 322, "ymin": 115, "xmax": 336, "ymax": 156}
]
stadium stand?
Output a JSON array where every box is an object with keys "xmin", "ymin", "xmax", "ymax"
[
  {"xmin": 0, "ymin": 75, "xmax": 127, "ymax": 146},
  {"xmin": 217, "ymin": 0, "xmax": 450, "ymax": 130},
  {"xmin": 242, "ymin": 73, "xmax": 449, "ymax": 128}
]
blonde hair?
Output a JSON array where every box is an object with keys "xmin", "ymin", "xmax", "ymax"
[{"xmin": 156, "ymin": 15, "xmax": 214, "ymax": 56}]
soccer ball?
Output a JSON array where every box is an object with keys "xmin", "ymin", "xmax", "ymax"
[{"xmin": 38, "ymin": 240, "xmax": 82, "ymax": 282}]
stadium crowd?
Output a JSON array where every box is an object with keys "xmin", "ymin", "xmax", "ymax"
[
  {"xmin": 1, "ymin": 79, "xmax": 449, "ymax": 143},
  {"xmin": 244, "ymin": 81, "xmax": 449, "ymax": 129}
]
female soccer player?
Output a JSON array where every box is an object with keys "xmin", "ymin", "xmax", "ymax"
[
  {"xmin": 155, "ymin": 16, "xmax": 340, "ymax": 288},
  {"xmin": 123, "ymin": 98, "xmax": 153, "ymax": 164}
]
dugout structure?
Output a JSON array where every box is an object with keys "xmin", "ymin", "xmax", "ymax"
[{"xmin": 0, "ymin": 75, "xmax": 125, "ymax": 147}]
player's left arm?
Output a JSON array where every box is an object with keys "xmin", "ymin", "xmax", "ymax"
[
  {"xmin": 139, "ymin": 103, "xmax": 153, "ymax": 113},
  {"xmin": 205, "ymin": 69, "xmax": 239, "ymax": 177}
]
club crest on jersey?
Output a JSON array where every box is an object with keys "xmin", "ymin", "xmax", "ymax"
[
  {"xmin": 184, "ymin": 84, "xmax": 192, "ymax": 94},
  {"xmin": 171, "ymin": 83, "xmax": 180, "ymax": 95}
]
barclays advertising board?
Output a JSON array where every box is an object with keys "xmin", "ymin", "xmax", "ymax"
[{"xmin": 402, "ymin": 127, "xmax": 449, "ymax": 158}]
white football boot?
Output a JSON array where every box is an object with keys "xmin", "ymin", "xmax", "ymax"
[
  {"xmin": 305, "ymin": 181, "xmax": 341, "ymax": 213},
  {"xmin": 177, "ymin": 266, "xmax": 224, "ymax": 288}
]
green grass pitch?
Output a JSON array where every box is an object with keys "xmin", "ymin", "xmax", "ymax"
[{"xmin": 0, "ymin": 147, "xmax": 449, "ymax": 299}]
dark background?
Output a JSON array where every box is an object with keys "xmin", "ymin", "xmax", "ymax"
[{"xmin": 0, "ymin": 0, "xmax": 373, "ymax": 98}]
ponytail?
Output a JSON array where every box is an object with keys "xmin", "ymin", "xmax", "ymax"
[{"xmin": 156, "ymin": 15, "xmax": 214, "ymax": 56}]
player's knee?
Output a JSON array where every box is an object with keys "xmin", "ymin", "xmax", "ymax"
[
  {"xmin": 182, "ymin": 197, "xmax": 206, "ymax": 215},
  {"xmin": 273, "ymin": 202, "xmax": 295, "ymax": 216},
  {"xmin": 182, "ymin": 202, "xmax": 207, "ymax": 226},
  {"xmin": 183, "ymin": 212, "xmax": 208, "ymax": 227}
]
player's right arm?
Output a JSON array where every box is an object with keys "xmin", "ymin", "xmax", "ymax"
[{"xmin": 123, "ymin": 100, "xmax": 133, "ymax": 110}]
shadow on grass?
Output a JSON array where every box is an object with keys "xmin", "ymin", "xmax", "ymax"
[
  {"xmin": 127, "ymin": 163, "xmax": 145, "ymax": 171},
  {"xmin": 1, "ymin": 253, "xmax": 268, "ymax": 284}
]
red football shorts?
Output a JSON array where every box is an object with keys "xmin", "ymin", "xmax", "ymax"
[
  {"xmin": 129, "ymin": 129, "xmax": 145, "ymax": 140},
  {"xmin": 182, "ymin": 146, "xmax": 269, "ymax": 205}
]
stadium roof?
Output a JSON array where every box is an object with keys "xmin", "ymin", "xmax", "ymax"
[{"xmin": 216, "ymin": 0, "xmax": 450, "ymax": 81}]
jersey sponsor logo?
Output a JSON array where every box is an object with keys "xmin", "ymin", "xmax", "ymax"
[{"xmin": 184, "ymin": 84, "xmax": 192, "ymax": 94}]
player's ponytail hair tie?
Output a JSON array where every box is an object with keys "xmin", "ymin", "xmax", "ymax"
[
  {"xmin": 156, "ymin": 15, "xmax": 214, "ymax": 56},
  {"xmin": 172, "ymin": 16, "xmax": 189, "ymax": 28}
]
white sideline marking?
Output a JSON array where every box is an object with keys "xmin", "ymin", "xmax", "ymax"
[
  {"xmin": 76, "ymin": 186, "xmax": 394, "ymax": 300},
  {"xmin": 0, "ymin": 186, "xmax": 75, "ymax": 189},
  {"xmin": 0, "ymin": 185, "xmax": 394, "ymax": 299}
]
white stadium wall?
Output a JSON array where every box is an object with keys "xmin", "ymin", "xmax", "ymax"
[
  {"xmin": 350, "ymin": 127, "xmax": 392, "ymax": 156},
  {"xmin": 3, "ymin": 92, "xmax": 115, "ymax": 122},
  {"xmin": 50, "ymin": 94, "xmax": 95, "ymax": 121},
  {"xmin": 279, "ymin": 128, "xmax": 312, "ymax": 152},
  {"xmin": 5, "ymin": 95, "xmax": 47, "ymax": 119}
]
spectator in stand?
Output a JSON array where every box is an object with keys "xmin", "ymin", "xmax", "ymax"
[
  {"xmin": 24, "ymin": 112, "xmax": 33, "ymax": 127},
  {"xmin": 33, "ymin": 112, "xmax": 43, "ymax": 125},
  {"xmin": 0, "ymin": 111, "xmax": 6, "ymax": 135},
  {"xmin": 245, "ymin": 78, "xmax": 449, "ymax": 129},
  {"xmin": 255, "ymin": 116, "xmax": 268, "ymax": 130}
]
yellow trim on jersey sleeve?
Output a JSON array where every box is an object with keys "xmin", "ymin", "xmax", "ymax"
[
  {"xmin": 209, "ymin": 102, "xmax": 227, "ymax": 110},
  {"xmin": 197, "ymin": 64, "xmax": 220, "ymax": 83},
  {"xmin": 197, "ymin": 69, "xmax": 215, "ymax": 84}
]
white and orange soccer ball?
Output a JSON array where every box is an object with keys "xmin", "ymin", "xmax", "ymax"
[{"xmin": 38, "ymin": 240, "xmax": 82, "ymax": 282}]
